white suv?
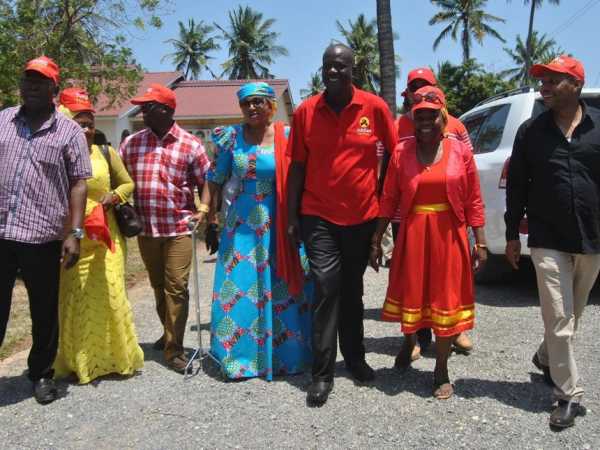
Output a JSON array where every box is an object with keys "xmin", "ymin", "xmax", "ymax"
[{"xmin": 460, "ymin": 87, "xmax": 600, "ymax": 281}]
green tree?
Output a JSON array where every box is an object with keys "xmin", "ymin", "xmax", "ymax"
[
  {"xmin": 337, "ymin": 14, "xmax": 380, "ymax": 93},
  {"xmin": 300, "ymin": 71, "xmax": 324, "ymax": 99},
  {"xmin": 436, "ymin": 59, "xmax": 516, "ymax": 116},
  {"xmin": 506, "ymin": 0, "xmax": 560, "ymax": 77},
  {"xmin": 162, "ymin": 19, "xmax": 220, "ymax": 80},
  {"xmin": 376, "ymin": 0, "xmax": 397, "ymax": 115},
  {"xmin": 215, "ymin": 5, "xmax": 288, "ymax": 80},
  {"xmin": 501, "ymin": 31, "xmax": 563, "ymax": 85},
  {"xmin": 0, "ymin": 0, "xmax": 166, "ymax": 108},
  {"xmin": 429, "ymin": 0, "xmax": 506, "ymax": 63}
]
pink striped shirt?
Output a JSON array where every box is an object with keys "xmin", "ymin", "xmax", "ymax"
[{"xmin": 0, "ymin": 106, "xmax": 91, "ymax": 243}]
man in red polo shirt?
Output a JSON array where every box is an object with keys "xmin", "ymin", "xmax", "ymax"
[
  {"xmin": 287, "ymin": 43, "xmax": 396, "ymax": 406},
  {"xmin": 391, "ymin": 67, "xmax": 474, "ymax": 360}
]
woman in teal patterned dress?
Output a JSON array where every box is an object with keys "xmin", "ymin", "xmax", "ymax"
[{"xmin": 197, "ymin": 82, "xmax": 312, "ymax": 380}]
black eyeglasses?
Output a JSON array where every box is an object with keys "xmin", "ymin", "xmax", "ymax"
[
  {"xmin": 140, "ymin": 102, "xmax": 164, "ymax": 113},
  {"xmin": 240, "ymin": 97, "xmax": 268, "ymax": 109}
]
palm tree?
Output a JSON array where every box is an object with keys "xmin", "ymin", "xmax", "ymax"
[
  {"xmin": 376, "ymin": 0, "xmax": 397, "ymax": 115},
  {"xmin": 429, "ymin": 0, "xmax": 506, "ymax": 63},
  {"xmin": 507, "ymin": 1, "xmax": 560, "ymax": 78},
  {"xmin": 337, "ymin": 14, "xmax": 380, "ymax": 93},
  {"xmin": 162, "ymin": 19, "xmax": 220, "ymax": 80},
  {"xmin": 215, "ymin": 6, "xmax": 288, "ymax": 80},
  {"xmin": 501, "ymin": 31, "xmax": 563, "ymax": 84},
  {"xmin": 300, "ymin": 72, "xmax": 324, "ymax": 99}
]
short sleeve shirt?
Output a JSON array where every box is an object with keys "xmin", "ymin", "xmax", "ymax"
[
  {"xmin": 0, "ymin": 106, "xmax": 91, "ymax": 243},
  {"xmin": 288, "ymin": 88, "xmax": 397, "ymax": 225},
  {"xmin": 119, "ymin": 122, "xmax": 210, "ymax": 237}
]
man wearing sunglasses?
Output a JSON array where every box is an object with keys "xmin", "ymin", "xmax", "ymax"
[
  {"xmin": 287, "ymin": 43, "xmax": 397, "ymax": 406},
  {"xmin": 384, "ymin": 67, "xmax": 474, "ymax": 361},
  {"xmin": 0, "ymin": 56, "xmax": 91, "ymax": 404},
  {"xmin": 120, "ymin": 83, "xmax": 210, "ymax": 374},
  {"xmin": 505, "ymin": 55, "xmax": 600, "ymax": 429}
]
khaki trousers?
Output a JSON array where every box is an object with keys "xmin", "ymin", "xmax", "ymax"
[
  {"xmin": 138, "ymin": 235, "xmax": 192, "ymax": 361},
  {"xmin": 531, "ymin": 247, "xmax": 600, "ymax": 401}
]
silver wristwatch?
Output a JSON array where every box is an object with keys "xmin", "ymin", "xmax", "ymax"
[{"xmin": 70, "ymin": 228, "xmax": 84, "ymax": 240}]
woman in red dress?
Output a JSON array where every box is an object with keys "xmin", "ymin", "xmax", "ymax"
[{"xmin": 370, "ymin": 86, "xmax": 487, "ymax": 399}]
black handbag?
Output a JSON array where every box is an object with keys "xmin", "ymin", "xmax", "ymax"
[{"xmin": 99, "ymin": 145, "xmax": 143, "ymax": 237}]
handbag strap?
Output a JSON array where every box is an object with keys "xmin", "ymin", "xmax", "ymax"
[{"xmin": 98, "ymin": 144, "xmax": 116, "ymax": 190}]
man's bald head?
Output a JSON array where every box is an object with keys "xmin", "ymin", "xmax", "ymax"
[
  {"xmin": 322, "ymin": 43, "xmax": 354, "ymax": 99},
  {"xmin": 322, "ymin": 43, "xmax": 354, "ymax": 66}
]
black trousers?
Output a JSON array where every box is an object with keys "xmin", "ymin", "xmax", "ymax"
[
  {"xmin": 0, "ymin": 239, "xmax": 61, "ymax": 381},
  {"xmin": 301, "ymin": 215, "xmax": 376, "ymax": 381},
  {"xmin": 391, "ymin": 222, "xmax": 432, "ymax": 345}
]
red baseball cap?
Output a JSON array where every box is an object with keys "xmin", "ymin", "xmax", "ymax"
[
  {"xmin": 131, "ymin": 83, "xmax": 176, "ymax": 110},
  {"xmin": 84, "ymin": 204, "xmax": 115, "ymax": 253},
  {"xmin": 411, "ymin": 85, "xmax": 446, "ymax": 113},
  {"xmin": 407, "ymin": 67, "xmax": 437, "ymax": 86},
  {"xmin": 59, "ymin": 87, "xmax": 95, "ymax": 113},
  {"xmin": 530, "ymin": 55, "xmax": 585, "ymax": 82},
  {"xmin": 24, "ymin": 56, "xmax": 60, "ymax": 85}
]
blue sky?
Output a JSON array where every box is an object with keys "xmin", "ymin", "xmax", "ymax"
[{"xmin": 130, "ymin": 0, "xmax": 600, "ymax": 104}]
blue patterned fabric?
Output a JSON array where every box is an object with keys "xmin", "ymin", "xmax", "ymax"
[
  {"xmin": 236, "ymin": 82, "xmax": 276, "ymax": 101},
  {"xmin": 207, "ymin": 124, "xmax": 312, "ymax": 380}
]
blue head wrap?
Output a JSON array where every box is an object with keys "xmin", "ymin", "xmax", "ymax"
[{"xmin": 237, "ymin": 82, "xmax": 276, "ymax": 101}]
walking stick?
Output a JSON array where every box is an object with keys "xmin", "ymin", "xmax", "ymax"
[{"xmin": 184, "ymin": 220, "xmax": 218, "ymax": 379}]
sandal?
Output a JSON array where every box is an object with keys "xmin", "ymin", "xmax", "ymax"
[{"xmin": 433, "ymin": 378, "xmax": 454, "ymax": 400}]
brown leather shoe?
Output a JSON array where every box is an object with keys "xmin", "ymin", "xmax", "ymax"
[
  {"xmin": 167, "ymin": 355, "xmax": 189, "ymax": 374},
  {"xmin": 453, "ymin": 333, "xmax": 473, "ymax": 354}
]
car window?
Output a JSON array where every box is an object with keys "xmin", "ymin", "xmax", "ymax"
[
  {"xmin": 462, "ymin": 113, "xmax": 487, "ymax": 145},
  {"xmin": 475, "ymin": 104, "xmax": 510, "ymax": 154}
]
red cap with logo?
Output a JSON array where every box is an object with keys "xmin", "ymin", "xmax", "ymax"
[
  {"xmin": 131, "ymin": 83, "xmax": 177, "ymax": 110},
  {"xmin": 24, "ymin": 56, "xmax": 60, "ymax": 85},
  {"xmin": 411, "ymin": 85, "xmax": 446, "ymax": 113},
  {"xmin": 59, "ymin": 87, "xmax": 95, "ymax": 113},
  {"xmin": 530, "ymin": 55, "xmax": 585, "ymax": 82}
]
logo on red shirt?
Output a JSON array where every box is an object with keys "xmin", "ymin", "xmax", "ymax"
[{"xmin": 357, "ymin": 116, "xmax": 372, "ymax": 136}]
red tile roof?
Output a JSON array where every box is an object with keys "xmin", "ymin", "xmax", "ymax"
[
  {"xmin": 95, "ymin": 74, "xmax": 292, "ymax": 119},
  {"xmin": 172, "ymin": 79, "xmax": 292, "ymax": 118},
  {"xmin": 95, "ymin": 71, "xmax": 184, "ymax": 117}
]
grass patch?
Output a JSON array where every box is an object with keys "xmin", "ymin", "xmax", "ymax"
[{"xmin": 0, "ymin": 238, "xmax": 148, "ymax": 361}]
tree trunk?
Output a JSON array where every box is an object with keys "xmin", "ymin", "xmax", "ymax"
[
  {"xmin": 376, "ymin": 0, "xmax": 396, "ymax": 116},
  {"xmin": 524, "ymin": 1, "xmax": 536, "ymax": 85},
  {"xmin": 462, "ymin": 17, "xmax": 470, "ymax": 63}
]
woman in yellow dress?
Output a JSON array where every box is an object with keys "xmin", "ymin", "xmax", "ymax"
[{"xmin": 53, "ymin": 88, "xmax": 144, "ymax": 383}]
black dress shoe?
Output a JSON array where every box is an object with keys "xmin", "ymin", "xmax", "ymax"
[
  {"xmin": 532, "ymin": 353, "xmax": 555, "ymax": 387},
  {"xmin": 33, "ymin": 378, "xmax": 58, "ymax": 405},
  {"xmin": 306, "ymin": 380, "xmax": 333, "ymax": 407},
  {"xmin": 550, "ymin": 399, "xmax": 586, "ymax": 429},
  {"xmin": 346, "ymin": 360, "xmax": 375, "ymax": 382}
]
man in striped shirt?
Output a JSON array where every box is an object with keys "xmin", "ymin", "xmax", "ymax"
[
  {"xmin": 0, "ymin": 57, "xmax": 91, "ymax": 404},
  {"xmin": 120, "ymin": 84, "xmax": 210, "ymax": 374}
]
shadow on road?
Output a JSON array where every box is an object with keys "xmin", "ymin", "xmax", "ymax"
[{"xmin": 0, "ymin": 371, "xmax": 70, "ymax": 407}]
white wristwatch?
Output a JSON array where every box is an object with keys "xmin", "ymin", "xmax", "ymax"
[{"xmin": 70, "ymin": 228, "xmax": 84, "ymax": 240}]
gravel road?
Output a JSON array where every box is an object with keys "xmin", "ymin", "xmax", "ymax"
[{"xmin": 1, "ymin": 250, "xmax": 599, "ymax": 449}]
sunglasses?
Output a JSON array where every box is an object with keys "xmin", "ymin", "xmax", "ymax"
[
  {"xmin": 412, "ymin": 92, "xmax": 444, "ymax": 106},
  {"xmin": 240, "ymin": 97, "xmax": 269, "ymax": 109},
  {"xmin": 140, "ymin": 102, "xmax": 165, "ymax": 113}
]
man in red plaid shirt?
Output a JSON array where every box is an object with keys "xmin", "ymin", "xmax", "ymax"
[{"xmin": 120, "ymin": 84, "xmax": 210, "ymax": 373}]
